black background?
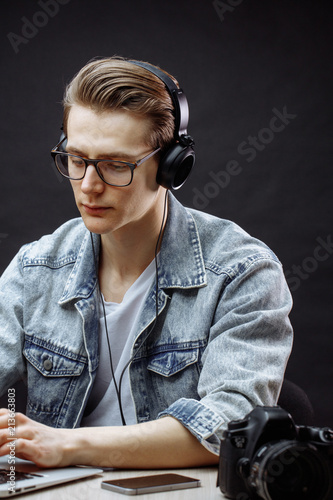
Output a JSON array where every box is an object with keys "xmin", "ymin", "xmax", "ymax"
[{"xmin": 1, "ymin": 0, "xmax": 332, "ymax": 426}]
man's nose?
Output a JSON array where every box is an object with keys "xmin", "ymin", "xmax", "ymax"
[{"xmin": 80, "ymin": 164, "xmax": 104, "ymax": 192}]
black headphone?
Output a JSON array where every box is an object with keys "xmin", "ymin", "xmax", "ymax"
[{"xmin": 128, "ymin": 60, "xmax": 195, "ymax": 190}]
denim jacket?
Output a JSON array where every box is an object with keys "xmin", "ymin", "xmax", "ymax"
[{"xmin": 0, "ymin": 193, "xmax": 293, "ymax": 454}]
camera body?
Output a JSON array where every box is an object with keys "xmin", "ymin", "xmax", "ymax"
[{"xmin": 218, "ymin": 406, "xmax": 333, "ymax": 500}]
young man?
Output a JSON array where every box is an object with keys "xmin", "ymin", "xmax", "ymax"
[{"xmin": 0, "ymin": 57, "xmax": 293, "ymax": 469}]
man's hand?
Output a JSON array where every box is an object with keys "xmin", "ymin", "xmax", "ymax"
[{"xmin": 0, "ymin": 409, "xmax": 75, "ymax": 468}]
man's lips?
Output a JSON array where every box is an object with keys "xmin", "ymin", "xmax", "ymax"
[{"xmin": 82, "ymin": 204, "xmax": 111, "ymax": 214}]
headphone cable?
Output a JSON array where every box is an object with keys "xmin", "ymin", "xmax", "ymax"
[{"xmin": 90, "ymin": 189, "xmax": 169, "ymax": 426}]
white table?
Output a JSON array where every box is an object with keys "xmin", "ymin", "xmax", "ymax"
[{"xmin": 17, "ymin": 466, "xmax": 227, "ymax": 499}]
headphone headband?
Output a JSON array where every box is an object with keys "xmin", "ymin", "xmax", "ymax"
[
  {"xmin": 128, "ymin": 60, "xmax": 189, "ymax": 137},
  {"xmin": 128, "ymin": 59, "xmax": 195, "ymax": 190}
]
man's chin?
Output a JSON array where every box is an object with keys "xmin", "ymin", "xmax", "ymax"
[{"xmin": 80, "ymin": 215, "xmax": 113, "ymax": 236}]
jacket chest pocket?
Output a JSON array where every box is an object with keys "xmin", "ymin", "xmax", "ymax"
[
  {"xmin": 23, "ymin": 336, "xmax": 87, "ymax": 425},
  {"xmin": 145, "ymin": 346, "xmax": 203, "ymax": 409},
  {"xmin": 147, "ymin": 348, "xmax": 200, "ymax": 377}
]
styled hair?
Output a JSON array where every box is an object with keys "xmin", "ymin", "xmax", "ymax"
[{"xmin": 62, "ymin": 56, "xmax": 178, "ymax": 150}]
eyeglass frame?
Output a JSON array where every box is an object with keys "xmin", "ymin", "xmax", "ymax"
[{"xmin": 51, "ymin": 136, "xmax": 161, "ymax": 187}]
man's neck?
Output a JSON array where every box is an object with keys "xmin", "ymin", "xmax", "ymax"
[{"xmin": 98, "ymin": 191, "xmax": 167, "ymax": 302}]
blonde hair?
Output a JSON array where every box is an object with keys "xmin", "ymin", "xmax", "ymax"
[{"xmin": 62, "ymin": 56, "xmax": 178, "ymax": 150}]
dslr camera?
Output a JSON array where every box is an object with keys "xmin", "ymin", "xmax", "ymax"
[{"xmin": 217, "ymin": 406, "xmax": 333, "ymax": 500}]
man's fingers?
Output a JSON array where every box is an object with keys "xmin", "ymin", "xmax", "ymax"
[{"xmin": 0, "ymin": 408, "xmax": 10, "ymax": 421}]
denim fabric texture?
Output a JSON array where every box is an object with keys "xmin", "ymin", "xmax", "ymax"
[{"xmin": 0, "ymin": 193, "xmax": 293, "ymax": 454}]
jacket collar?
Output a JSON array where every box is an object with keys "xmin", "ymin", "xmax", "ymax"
[
  {"xmin": 59, "ymin": 192, "xmax": 207, "ymax": 304},
  {"xmin": 59, "ymin": 231, "xmax": 99, "ymax": 304},
  {"xmin": 157, "ymin": 192, "xmax": 207, "ymax": 289}
]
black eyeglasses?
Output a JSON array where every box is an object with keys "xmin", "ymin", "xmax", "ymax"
[{"xmin": 51, "ymin": 137, "xmax": 161, "ymax": 187}]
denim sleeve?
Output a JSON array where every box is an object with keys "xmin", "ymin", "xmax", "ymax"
[
  {"xmin": 158, "ymin": 255, "xmax": 293, "ymax": 455},
  {"xmin": 0, "ymin": 249, "xmax": 27, "ymax": 396}
]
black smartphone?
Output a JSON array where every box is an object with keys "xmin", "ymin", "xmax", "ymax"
[{"xmin": 101, "ymin": 473, "xmax": 201, "ymax": 495}]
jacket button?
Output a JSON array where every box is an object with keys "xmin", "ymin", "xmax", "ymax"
[{"xmin": 43, "ymin": 359, "xmax": 53, "ymax": 371}]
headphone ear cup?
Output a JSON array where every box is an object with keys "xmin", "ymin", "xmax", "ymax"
[{"xmin": 157, "ymin": 143, "xmax": 195, "ymax": 190}]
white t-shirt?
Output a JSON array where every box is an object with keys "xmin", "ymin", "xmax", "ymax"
[{"xmin": 81, "ymin": 259, "xmax": 156, "ymax": 427}]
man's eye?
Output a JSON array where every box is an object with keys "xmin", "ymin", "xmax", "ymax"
[
  {"xmin": 102, "ymin": 162, "xmax": 128, "ymax": 171},
  {"xmin": 69, "ymin": 157, "xmax": 85, "ymax": 167}
]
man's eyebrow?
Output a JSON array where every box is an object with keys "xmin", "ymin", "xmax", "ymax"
[{"xmin": 65, "ymin": 144, "xmax": 138, "ymax": 161}]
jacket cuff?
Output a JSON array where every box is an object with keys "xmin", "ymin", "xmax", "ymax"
[{"xmin": 157, "ymin": 398, "xmax": 225, "ymax": 455}]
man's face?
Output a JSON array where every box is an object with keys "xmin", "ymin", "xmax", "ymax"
[{"xmin": 66, "ymin": 104, "xmax": 163, "ymax": 238}]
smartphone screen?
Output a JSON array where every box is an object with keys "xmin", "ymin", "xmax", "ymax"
[{"xmin": 101, "ymin": 473, "xmax": 201, "ymax": 495}]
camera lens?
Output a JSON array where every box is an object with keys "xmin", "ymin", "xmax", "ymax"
[{"xmin": 249, "ymin": 440, "xmax": 331, "ymax": 500}]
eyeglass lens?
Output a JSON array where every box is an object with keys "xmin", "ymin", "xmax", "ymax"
[{"xmin": 55, "ymin": 154, "xmax": 133, "ymax": 186}]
